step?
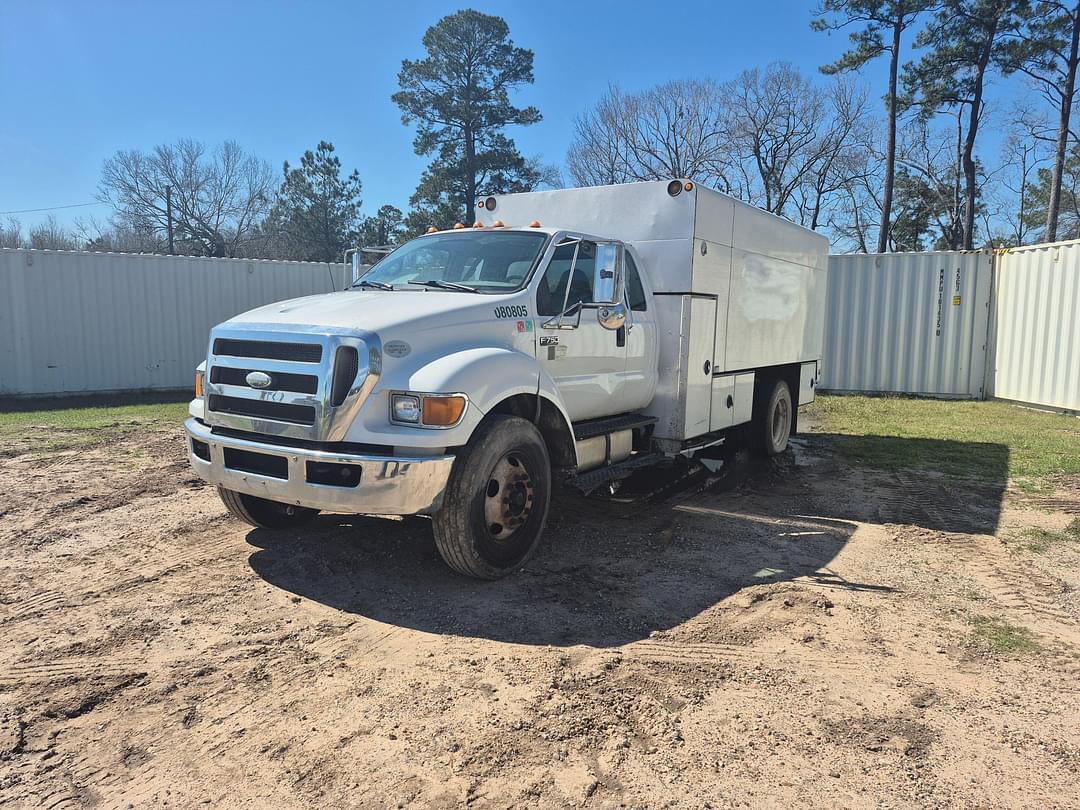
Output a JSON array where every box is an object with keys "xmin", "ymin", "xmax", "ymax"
[
  {"xmin": 565, "ymin": 453, "xmax": 664, "ymax": 494},
  {"xmin": 572, "ymin": 413, "xmax": 657, "ymax": 441}
]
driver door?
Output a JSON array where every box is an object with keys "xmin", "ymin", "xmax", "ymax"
[{"xmin": 535, "ymin": 238, "xmax": 628, "ymax": 422}]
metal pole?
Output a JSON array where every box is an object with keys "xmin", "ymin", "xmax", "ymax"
[{"xmin": 165, "ymin": 185, "xmax": 175, "ymax": 254}]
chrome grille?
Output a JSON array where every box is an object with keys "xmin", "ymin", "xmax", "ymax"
[
  {"xmin": 202, "ymin": 323, "xmax": 381, "ymax": 441},
  {"xmin": 209, "ymin": 366, "xmax": 319, "ymax": 395},
  {"xmin": 213, "ymin": 338, "xmax": 322, "ymax": 363},
  {"xmin": 207, "ymin": 394, "xmax": 317, "ymax": 425}
]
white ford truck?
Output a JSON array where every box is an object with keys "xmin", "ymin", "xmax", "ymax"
[{"xmin": 185, "ymin": 180, "xmax": 827, "ymax": 579}]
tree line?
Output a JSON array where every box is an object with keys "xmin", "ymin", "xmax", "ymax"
[{"xmin": 3, "ymin": 3, "xmax": 1078, "ymax": 257}]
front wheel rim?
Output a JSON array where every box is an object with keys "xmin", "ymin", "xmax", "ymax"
[{"xmin": 483, "ymin": 453, "xmax": 535, "ymax": 542}]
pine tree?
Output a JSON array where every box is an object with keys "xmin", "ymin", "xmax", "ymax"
[
  {"xmin": 270, "ymin": 141, "xmax": 363, "ymax": 263},
  {"xmin": 393, "ymin": 10, "xmax": 542, "ymax": 227},
  {"xmin": 812, "ymin": 0, "xmax": 933, "ymax": 252}
]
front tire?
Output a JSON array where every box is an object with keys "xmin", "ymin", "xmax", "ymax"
[
  {"xmin": 755, "ymin": 379, "xmax": 793, "ymax": 456},
  {"xmin": 217, "ymin": 487, "xmax": 320, "ymax": 529},
  {"xmin": 433, "ymin": 415, "xmax": 551, "ymax": 580}
]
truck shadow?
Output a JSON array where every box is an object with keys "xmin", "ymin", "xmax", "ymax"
[{"xmin": 245, "ymin": 433, "xmax": 1007, "ymax": 648}]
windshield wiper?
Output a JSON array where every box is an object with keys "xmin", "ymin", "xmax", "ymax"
[
  {"xmin": 351, "ymin": 279, "xmax": 394, "ymax": 290},
  {"xmin": 414, "ymin": 279, "xmax": 479, "ymax": 293}
]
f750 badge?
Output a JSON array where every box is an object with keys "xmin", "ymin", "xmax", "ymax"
[{"xmin": 494, "ymin": 305, "xmax": 528, "ymax": 319}]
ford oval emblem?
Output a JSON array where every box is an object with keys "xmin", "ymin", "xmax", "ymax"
[{"xmin": 246, "ymin": 371, "xmax": 273, "ymax": 389}]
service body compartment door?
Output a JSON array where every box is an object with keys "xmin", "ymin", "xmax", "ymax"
[
  {"xmin": 683, "ymin": 297, "xmax": 715, "ymax": 439},
  {"xmin": 799, "ymin": 361, "xmax": 818, "ymax": 405},
  {"xmin": 710, "ymin": 374, "xmax": 736, "ymax": 431},
  {"xmin": 711, "ymin": 371, "xmax": 755, "ymax": 431},
  {"xmin": 647, "ymin": 294, "xmax": 716, "ymax": 441}
]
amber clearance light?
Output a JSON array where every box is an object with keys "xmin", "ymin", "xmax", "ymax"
[{"xmin": 422, "ymin": 395, "xmax": 466, "ymax": 426}]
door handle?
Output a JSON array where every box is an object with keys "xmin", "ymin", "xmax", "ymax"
[{"xmin": 616, "ymin": 325, "xmax": 626, "ymax": 347}]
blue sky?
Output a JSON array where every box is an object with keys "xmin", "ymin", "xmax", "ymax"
[{"xmin": 2, "ymin": 0, "xmax": 898, "ymax": 231}]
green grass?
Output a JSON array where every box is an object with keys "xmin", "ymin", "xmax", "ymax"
[
  {"xmin": 804, "ymin": 395, "xmax": 1080, "ymax": 489},
  {"xmin": 967, "ymin": 615, "xmax": 1041, "ymax": 656},
  {"xmin": 1009, "ymin": 518, "xmax": 1080, "ymax": 554},
  {"xmin": 0, "ymin": 401, "xmax": 189, "ymax": 456}
]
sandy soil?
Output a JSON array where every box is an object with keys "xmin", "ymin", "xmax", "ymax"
[{"xmin": 1, "ymin": 424, "xmax": 1078, "ymax": 809}]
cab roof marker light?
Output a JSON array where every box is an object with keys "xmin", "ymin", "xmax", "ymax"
[
  {"xmin": 472, "ymin": 221, "xmax": 484, "ymax": 228},
  {"xmin": 492, "ymin": 220, "xmax": 504, "ymax": 227},
  {"xmin": 529, "ymin": 220, "xmax": 541, "ymax": 228},
  {"xmin": 426, "ymin": 226, "xmax": 438, "ymax": 234},
  {"xmin": 453, "ymin": 222, "xmax": 465, "ymax": 229}
]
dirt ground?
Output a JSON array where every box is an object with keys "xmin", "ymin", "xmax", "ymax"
[{"xmin": 1, "ymin": 422, "xmax": 1079, "ymax": 809}]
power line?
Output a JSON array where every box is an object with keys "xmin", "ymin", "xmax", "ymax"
[{"xmin": 0, "ymin": 201, "xmax": 106, "ymax": 215}]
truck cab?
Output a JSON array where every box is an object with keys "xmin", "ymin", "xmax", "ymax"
[{"xmin": 185, "ymin": 180, "xmax": 827, "ymax": 579}]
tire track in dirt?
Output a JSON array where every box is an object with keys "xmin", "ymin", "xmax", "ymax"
[
  {"xmin": 925, "ymin": 534, "xmax": 1076, "ymax": 630},
  {"xmin": 0, "ymin": 590, "xmax": 66, "ymax": 625},
  {"xmin": 622, "ymin": 639, "xmax": 866, "ymax": 673},
  {"xmin": 1, "ymin": 512, "xmax": 238, "ymax": 631}
]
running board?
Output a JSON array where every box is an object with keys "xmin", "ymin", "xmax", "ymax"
[
  {"xmin": 572, "ymin": 413, "xmax": 657, "ymax": 441},
  {"xmin": 565, "ymin": 453, "xmax": 664, "ymax": 495}
]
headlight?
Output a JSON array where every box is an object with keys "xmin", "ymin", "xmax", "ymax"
[
  {"xmin": 391, "ymin": 393, "xmax": 421, "ymax": 423},
  {"xmin": 390, "ymin": 392, "xmax": 467, "ymax": 427}
]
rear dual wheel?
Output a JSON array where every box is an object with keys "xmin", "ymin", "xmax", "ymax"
[
  {"xmin": 755, "ymin": 379, "xmax": 793, "ymax": 456},
  {"xmin": 433, "ymin": 415, "xmax": 551, "ymax": 580}
]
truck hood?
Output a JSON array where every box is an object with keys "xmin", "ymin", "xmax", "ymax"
[{"xmin": 226, "ymin": 289, "xmax": 503, "ymax": 334}]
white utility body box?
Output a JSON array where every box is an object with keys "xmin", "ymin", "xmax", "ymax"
[{"xmin": 478, "ymin": 181, "xmax": 829, "ymax": 444}]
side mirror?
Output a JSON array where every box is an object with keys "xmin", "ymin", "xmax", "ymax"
[
  {"xmin": 593, "ymin": 242, "xmax": 622, "ymax": 304},
  {"xmin": 597, "ymin": 302, "xmax": 627, "ymax": 331}
]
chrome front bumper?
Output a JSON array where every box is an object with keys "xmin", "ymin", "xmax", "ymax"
[{"xmin": 184, "ymin": 418, "xmax": 454, "ymax": 515}]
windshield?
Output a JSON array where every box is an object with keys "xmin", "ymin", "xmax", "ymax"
[{"xmin": 357, "ymin": 231, "xmax": 548, "ymax": 293}]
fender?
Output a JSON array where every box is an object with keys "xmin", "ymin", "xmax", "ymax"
[{"xmin": 408, "ymin": 346, "xmax": 578, "ymax": 465}]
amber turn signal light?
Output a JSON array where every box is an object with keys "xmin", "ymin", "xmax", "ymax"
[
  {"xmin": 422, "ymin": 395, "xmax": 466, "ymax": 426},
  {"xmin": 194, "ymin": 371, "xmax": 203, "ymax": 398}
]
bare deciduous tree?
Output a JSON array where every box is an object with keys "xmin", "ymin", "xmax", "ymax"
[
  {"xmin": 983, "ymin": 110, "xmax": 1050, "ymax": 245},
  {"xmin": 28, "ymin": 215, "xmax": 77, "ymax": 250},
  {"xmin": 0, "ymin": 217, "xmax": 23, "ymax": 248},
  {"xmin": 894, "ymin": 116, "xmax": 971, "ymax": 249},
  {"xmin": 721, "ymin": 64, "xmax": 874, "ymax": 224},
  {"xmin": 98, "ymin": 139, "xmax": 274, "ymax": 257},
  {"xmin": 566, "ymin": 80, "xmax": 732, "ymax": 188}
]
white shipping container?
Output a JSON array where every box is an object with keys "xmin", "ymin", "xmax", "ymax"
[
  {"xmin": 822, "ymin": 251, "xmax": 993, "ymax": 398},
  {"xmin": 0, "ymin": 249, "xmax": 344, "ymax": 397},
  {"xmin": 990, "ymin": 240, "xmax": 1080, "ymax": 412}
]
